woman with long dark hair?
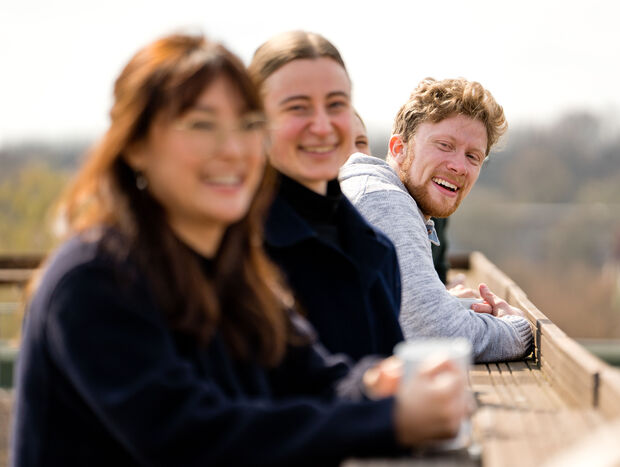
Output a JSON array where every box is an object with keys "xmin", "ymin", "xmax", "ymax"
[
  {"xmin": 11, "ymin": 33, "xmax": 468, "ymax": 467},
  {"xmin": 248, "ymin": 31, "xmax": 403, "ymax": 361}
]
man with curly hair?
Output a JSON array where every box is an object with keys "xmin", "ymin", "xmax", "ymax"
[{"xmin": 340, "ymin": 78, "xmax": 533, "ymax": 362}]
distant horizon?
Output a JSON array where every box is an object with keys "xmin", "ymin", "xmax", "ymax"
[{"xmin": 2, "ymin": 106, "xmax": 619, "ymax": 151}]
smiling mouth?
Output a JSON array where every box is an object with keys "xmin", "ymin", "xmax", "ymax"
[
  {"xmin": 203, "ymin": 174, "xmax": 243, "ymax": 187},
  {"xmin": 299, "ymin": 144, "xmax": 338, "ymax": 154},
  {"xmin": 432, "ymin": 177, "xmax": 459, "ymax": 193}
]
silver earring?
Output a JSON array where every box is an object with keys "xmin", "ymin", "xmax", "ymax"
[{"xmin": 136, "ymin": 173, "xmax": 148, "ymax": 191}]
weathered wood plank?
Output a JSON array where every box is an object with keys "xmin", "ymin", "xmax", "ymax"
[
  {"xmin": 538, "ymin": 318, "xmax": 605, "ymax": 408},
  {"xmin": 0, "ymin": 255, "xmax": 41, "ymax": 269},
  {"xmin": 523, "ymin": 360, "xmax": 566, "ymax": 409},
  {"xmin": 502, "ymin": 361, "xmax": 558, "ymax": 411},
  {"xmin": 597, "ymin": 367, "xmax": 620, "ymax": 419},
  {"xmin": 0, "ymin": 270, "xmax": 33, "ymax": 286},
  {"xmin": 539, "ymin": 334, "xmax": 598, "ymax": 407}
]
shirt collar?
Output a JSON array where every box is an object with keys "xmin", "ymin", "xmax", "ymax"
[{"xmin": 425, "ymin": 218, "xmax": 441, "ymax": 246}]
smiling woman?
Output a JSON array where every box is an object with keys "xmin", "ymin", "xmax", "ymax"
[
  {"xmin": 260, "ymin": 56, "xmax": 352, "ymax": 194},
  {"xmin": 249, "ymin": 31, "xmax": 404, "ymax": 361},
  {"xmin": 124, "ymin": 75, "xmax": 267, "ymax": 256}
]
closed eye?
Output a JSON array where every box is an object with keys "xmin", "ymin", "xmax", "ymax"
[
  {"xmin": 285, "ymin": 104, "xmax": 309, "ymax": 113},
  {"xmin": 241, "ymin": 118, "xmax": 266, "ymax": 131},
  {"xmin": 467, "ymin": 153, "xmax": 483, "ymax": 164},
  {"xmin": 187, "ymin": 120, "xmax": 216, "ymax": 131},
  {"xmin": 328, "ymin": 100, "xmax": 347, "ymax": 110}
]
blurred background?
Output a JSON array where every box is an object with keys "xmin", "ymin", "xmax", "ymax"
[{"xmin": 1, "ymin": 0, "xmax": 619, "ymax": 345}]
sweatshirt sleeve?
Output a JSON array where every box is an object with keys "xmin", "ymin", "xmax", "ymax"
[
  {"xmin": 43, "ymin": 262, "xmax": 400, "ymax": 466},
  {"xmin": 354, "ymin": 187, "xmax": 533, "ymax": 363}
]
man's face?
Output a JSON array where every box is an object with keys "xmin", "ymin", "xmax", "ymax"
[{"xmin": 391, "ymin": 114, "xmax": 487, "ymax": 218}]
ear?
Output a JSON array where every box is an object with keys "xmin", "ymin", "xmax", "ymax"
[{"xmin": 388, "ymin": 134, "xmax": 407, "ymax": 168}]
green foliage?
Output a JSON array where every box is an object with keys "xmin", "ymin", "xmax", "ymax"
[{"xmin": 0, "ymin": 163, "xmax": 71, "ymax": 253}]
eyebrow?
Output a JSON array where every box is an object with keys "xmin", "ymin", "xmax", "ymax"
[
  {"xmin": 186, "ymin": 105, "xmax": 217, "ymax": 114},
  {"xmin": 278, "ymin": 91, "xmax": 350, "ymax": 106}
]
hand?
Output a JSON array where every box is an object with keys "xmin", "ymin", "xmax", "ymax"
[
  {"xmin": 448, "ymin": 284, "xmax": 479, "ymax": 299},
  {"xmin": 471, "ymin": 283, "xmax": 524, "ymax": 318},
  {"xmin": 393, "ymin": 358, "xmax": 470, "ymax": 445},
  {"xmin": 363, "ymin": 356, "xmax": 402, "ymax": 399}
]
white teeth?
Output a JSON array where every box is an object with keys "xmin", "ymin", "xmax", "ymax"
[
  {"xmin": 432, "ymin": 178, "xmax": 458, "ymax": 191},
  {"xmin": 302, "ymin": 145, "xmax": 335, "ymax": 153},
  {"xmin": 206, "ymin": 175, "xmax": 241, "ymax": 185}
]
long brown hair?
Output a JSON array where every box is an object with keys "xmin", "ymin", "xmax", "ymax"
[
  {"xmin": 52, "ymin": 33, "xmax": 293, "ymax": 366},
  {"xmin": 248, "ymin": 30, "xmax": 349, "ymax": 94}
]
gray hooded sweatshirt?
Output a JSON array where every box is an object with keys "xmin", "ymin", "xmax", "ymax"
[{"xmin": 339, "ymin": 153, "xmax": 532, "ymax": 362}]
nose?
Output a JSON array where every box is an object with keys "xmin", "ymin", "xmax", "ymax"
[
  {"xmin": 309, "ymin": 108, "xmax": 333, "ymax": 136},
  {"xmin": 446, "ymin": 150, "xmax": 467, "ymax": 175},
  {"xmin": 217, "ymin": 129, "xmax": 244, "ymax": 159}
]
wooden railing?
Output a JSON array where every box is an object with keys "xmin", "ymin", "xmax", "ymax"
[
  {"xmin": 465, "ymin": 252, "xmax": 620, "ymax": 415},
  {"xmin": 0, "ymin": 254, "xmax": 35, "ymax": 467},
  {"xmin": 0, "ymin": 255, "xmax": 39, "ymax": 286},
  {"xmin": 457, "ymin": 253, "xmax": 620, "ymax": 466}
]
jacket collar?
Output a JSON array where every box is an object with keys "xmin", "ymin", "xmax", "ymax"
[
  {"xmin": 265, "ymin": 176, "xmax": 394, "ymax": 287},
  {"xmin": 264, "ymin": 193, "xmax": 316, "ymax": 247}
]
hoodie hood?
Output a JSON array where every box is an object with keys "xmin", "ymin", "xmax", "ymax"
[
  {"xmin": 339, "ymin": 153, "xmax": 408, "ymax": 195},
  {"xmin": 339, "ymin": 152, "xmax": 429, "ymax": 229}
]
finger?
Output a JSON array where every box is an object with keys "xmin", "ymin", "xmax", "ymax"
[
  {"xmin": 375, "ymin": 372, "xmax": 401, "ymax": 396},
  {"xmin": 432, "ymin": 368, "xmax": 467, "ymax": 398},
  {"xmin": 363, "ymin": 366, "xmax": 380, "ymax": 388},
  {"xmin": 466, "ymin": 391, "xmax": 477, "ymax": 416},
  {"xmin": 478, "ymin": 284, "xmax": 499, "ymax": 307},
  {"xmin": 377, "ymin": 358, "xmax": 403, "ymax": 391},
  {"xmin": 419, "ymin": 356, "xmax": 458, "ymax": 378},
  {"xmin": 381, "ymin": 356, "xmax": 403, "ymax": 377},
  {"xmin": 471, "ymin": 303, "xmax": 493, "ymax": 314}
]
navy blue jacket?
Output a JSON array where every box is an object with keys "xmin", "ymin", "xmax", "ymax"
[
  {"xmin": 264, "ymin": 176, "xmax": 404, "ymax": 361},
  {"xmin": 11, "ymin": 234, "xmax": 402, "ymax": 467}
]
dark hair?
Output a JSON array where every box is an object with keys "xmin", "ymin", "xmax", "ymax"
[
  {"xmin": 248, "ymin": 30, "xmax": 348, "ymax": 93},
  {"xmin": 51, "ymin": 33, "xmax": 293, "ymax": 366}
]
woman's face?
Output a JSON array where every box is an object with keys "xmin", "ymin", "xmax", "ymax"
[
  {"xmin": 127, "ymin": 75, "xmax": 266, "ymax": 255},
  {"xmin": 262, "ymin": 57, "xmax": 353, "ymax": 194},
  {"xmin": 352, "ymin": 115, "xmax": 371, "ymax": 156}
]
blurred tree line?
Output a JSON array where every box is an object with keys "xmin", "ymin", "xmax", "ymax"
[
  {"xmin": 0, "ymin": 112, "xmax": 619, "ymax": 338},
  {"xmin": 0, "ymin": 141, "xmax": 87, "ymax": 253},
  {"xmin": 477, "ymin": 112, "xmax": 620, "ymax": 204}
]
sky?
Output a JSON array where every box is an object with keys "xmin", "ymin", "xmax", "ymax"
[{"xmin": 2, "ymin": 0, "xmax": 620, "ymax": 146}]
